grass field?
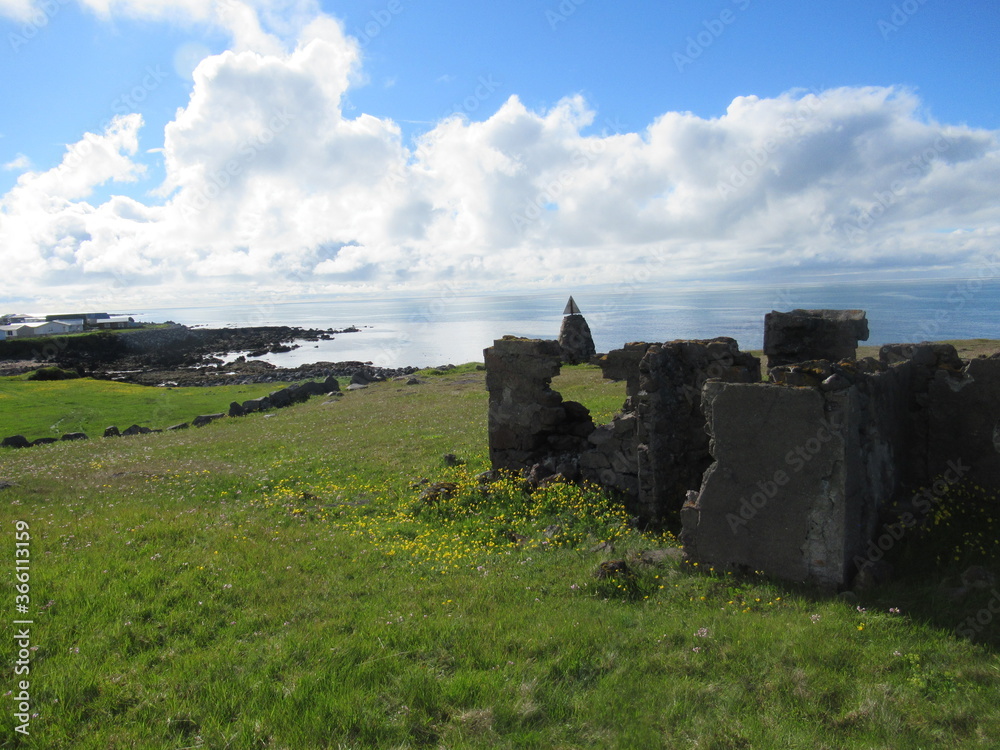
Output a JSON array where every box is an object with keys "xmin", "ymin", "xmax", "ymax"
[
  {"xmin": 1, "ymin": 362, "xmax": 999, "ymax": 748},
  {"xmin": 0, "ymin": 376, "xmax": 293, "ymax": 441}
]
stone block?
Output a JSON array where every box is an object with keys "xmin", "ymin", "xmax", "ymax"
[{"xmin": 764, "ymin": 309, "xmax": 869, "ymax": 367}]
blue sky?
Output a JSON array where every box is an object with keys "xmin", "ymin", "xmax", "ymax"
[{"xmin": 1, "ymin": 0, "xmax": 998, "ymax": 308}]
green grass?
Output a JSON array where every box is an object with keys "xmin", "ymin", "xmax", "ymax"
[
  {"xmin": 1, "ymin": 364, "xmax": 999, "ymax": 748},
  {"xmin": 0, "ymin": 377, "xmax": 291, "ymax": 440}
]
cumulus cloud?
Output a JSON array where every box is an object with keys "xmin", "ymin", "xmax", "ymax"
[{"xmin": 1, "ymin": 1, "xmax": 998, "ymax": 306}]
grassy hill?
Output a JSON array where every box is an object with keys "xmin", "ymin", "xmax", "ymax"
[{"xmin": 1, "ymin": 363, "xmax": 999, "ymax": 748}]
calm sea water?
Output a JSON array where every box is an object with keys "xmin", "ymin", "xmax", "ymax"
[{"xmin": 132, "ymin": 278, "xmax": 1000, "ymax": 368}]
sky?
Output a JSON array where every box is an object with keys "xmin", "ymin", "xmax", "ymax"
[{"xmin": 0, "ymin": 0, "xmax": 998, "ymax": 310}]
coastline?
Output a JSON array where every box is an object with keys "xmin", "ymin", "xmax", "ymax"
[{"xmin": 0, "ymin": 324, "xmax": 419, "ymax": 386}]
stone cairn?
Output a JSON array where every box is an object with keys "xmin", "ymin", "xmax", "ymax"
[{"xmin": 558, "ymin": 296, "xmax": 597, "ymax": 365}]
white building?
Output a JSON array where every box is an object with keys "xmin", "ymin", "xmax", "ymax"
[
  {"xmin": 1, "ymin": 324, "xmax": 26, "ymax": 339},
  {"xmin": 0, "ymin": 320, "xmax": 84, "ymax": 339}
]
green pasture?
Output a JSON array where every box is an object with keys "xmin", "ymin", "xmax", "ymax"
[{"xmin": 0, "ymin": 363, "xmax": 998, "ymax": 748}]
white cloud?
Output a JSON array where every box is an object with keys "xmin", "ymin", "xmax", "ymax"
[
  {"xmin": 0, "ymin": 0, "xmax": 35, "ymax": 21},
  {"xmin": 3, "ymin": 153, "xmax": 31, "ymax": 171},
  {"xmin": 1, "ymin": 2, "xmax": 998, "ymax": 307}
]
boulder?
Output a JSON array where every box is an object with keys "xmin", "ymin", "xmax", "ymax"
[
  {"xmin": 122, "ymin": 424, "xmax": 152, "ymax": 437},
  {"xmin": 1, "ymin": 435, "xmax": 30, "ymax": 449},
  {"xmin": 323, "ymin": 375, "xmax": 341, "ymax": 393},
  {"xmin": 268, "ymin": 388, "xmax": 293, "ymax": 408},
  {"xmin": 104, "ymin": 426, "xmax": 121, "ymax": 438},
  {"xmin": 192, "ymin": 413, "xmax": 225, "ymax": 428},
  {"xmin": 297, "ymin": 381, "xmax": 328, "ymax": 398},
  {"xmin": 60, "ymin": 433, "xmax": 89, "ymax": 441},
  {"xmin": 31, "ymin": 437, "xmax": 58, "ymax": 446},
  {"xmin": 228, "ymin": 401, "xmax": 246, "ymax": 417},
  {"xmin": 284, "ymin": 384, "xmax": 310, "ymax": 403},
  {"xmin": 166, "ymin": 422, "xmax": 190, "ymax": 431},
  {"xmin": 242, "ymin": 396, "xmax": 271, "ymax": 413}
]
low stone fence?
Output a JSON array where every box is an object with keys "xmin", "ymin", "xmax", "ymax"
[{"xmin": 1, "ymin": 377, "xmax": 341, "ymax": 449}]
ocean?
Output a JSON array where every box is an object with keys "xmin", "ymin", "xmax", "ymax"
[{"xmin": 132, "ymin": 277, "xmax": 1000, "ymax": 368}]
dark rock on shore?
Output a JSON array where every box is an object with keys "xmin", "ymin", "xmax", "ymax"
[{"xmin": 101, "ymin": 360, "xmax": 416, "ymax": 388}]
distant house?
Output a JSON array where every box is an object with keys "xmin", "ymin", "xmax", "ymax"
[
  {"xmin": 1, "ymin": 314, "xmax": 34, "ymax": 326},
  {"xmin": 0, "ymin": 313, "xmax": 136, "ymax": 339},
  {"xmin": 1, "ymin": 324, "xmax": 26, "ymax": 339},
  {"xmin": 0, "ymin": 319, "xmax": 85, "ymax": 339},
  {"xmin": 92, "ymin": 316, "xmax": 136, "ymax": 330},
  {"xmin": 46, "ymin": 312, "xmax": 111, "ymax": 326},
  {"xmin": 18, "ymin": 321, "xmax": 70, "ymax": 337}
]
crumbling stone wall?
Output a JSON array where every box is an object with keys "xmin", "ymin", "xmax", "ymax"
[
  {"xmin": 764, "ymin": 309, "xmax": 869, "ymax": 366},
  {"xmin": 880, "ymin": 343, "xmax": 1000, "ymax": 492},
  {"xmin": 578, "ymin": 338, "xmax": 760, "ymax": 523},
  {"xmin": 484, "ymin": 337, "xmax": 594, "ymax": 474},
  {"xmin": 484, "ymin": 309, "xmax": 1000, "ymax": 590},
  {"xmin": 484, "ymin": 336, "xmax": 759, "ymax": 522},
  {"xmin": 681, "ymin": 359, "xmax": 912, "ymax": 588}
]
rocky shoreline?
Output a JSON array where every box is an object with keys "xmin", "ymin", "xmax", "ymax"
[{"xmin": 0, "ymin": 324, "xmax": 419, "ymax": 385}]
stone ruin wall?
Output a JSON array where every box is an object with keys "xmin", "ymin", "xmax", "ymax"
[
  {"xmin": 578, "ymin": 339, "xmax": 760, "ymax": 523},
  {"xmin": 485, "ymin": 308, "xmax": 1000, "ymax": 589}
]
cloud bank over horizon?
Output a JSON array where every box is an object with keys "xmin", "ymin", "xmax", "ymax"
[{"xmin": 2, "ymin": 0, "xmax": 998, "ymax": 309}]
